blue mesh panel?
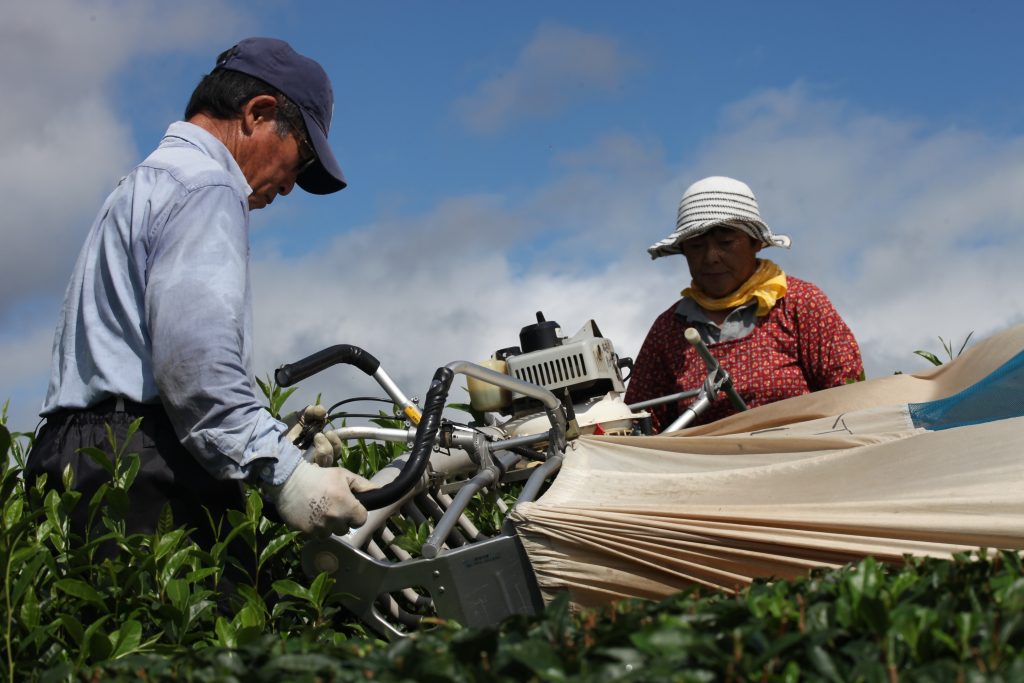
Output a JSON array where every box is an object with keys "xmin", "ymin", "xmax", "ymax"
[{"xmin": 909, "ymin": 350, "xmax": 1024, "ymax": 431}]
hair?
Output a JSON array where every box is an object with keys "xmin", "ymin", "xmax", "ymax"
[{"xmin": 185, "ymin": 49, "xmax": 305, "ymax": 139}]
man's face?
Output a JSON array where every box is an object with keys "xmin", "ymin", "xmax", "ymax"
[
  {"xmin": 236, "ymin": 102, "xmax": 315, "ymax": 210},
  {"xmin": 680, "ymin": 226, "xmax": 763, "ymax": 298}
]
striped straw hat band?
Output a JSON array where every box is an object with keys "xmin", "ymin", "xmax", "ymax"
[
  {"xmin": 678, "ymin": 191, "xmax": 761, "ymax": 210},
  {"xmin": 679, "ymin": 193, "xmax": 761, "ymax": 219},
  {"xmin": 648, "ymin": 176, "xmax": 791, "ymax": 259}
]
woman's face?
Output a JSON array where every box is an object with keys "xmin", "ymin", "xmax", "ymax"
[{"xmin": 681, "ymin": 226, "xmax": 763, "ymax": 298}]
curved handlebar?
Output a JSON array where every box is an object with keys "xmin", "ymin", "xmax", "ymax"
[
  {"xmin": 353, "ymin": 367, "xmax": 453, "ymax": 510},
  {"xmin": 684, "ymin": 328, "xmax": 747, "ymax": 412},
  {"xmin": 275, "ymin": 347, "xmax": 563, "ymax": 511},
  {"xmin": 275, "ymin": 344, "xmax": 381, "ymax": 387},
  {"xmin": 662, "ymin": 329, "xmax": 747, "ymax": 433}
]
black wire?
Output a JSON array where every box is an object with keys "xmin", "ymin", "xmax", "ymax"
[
  {"xmin": 505, "ymin": 445, "xmax": 547, "ymax": 461},
  {"xmin": 442, "ymin": 420, "xmax": 491, "ymax": 437},
  {"xmin": 326, "ymin": 396, "xmax": 399, "ymax": 415},
  {"xmin": 326, "ymin": 412, "xmax": 409, "ymax": 422}
]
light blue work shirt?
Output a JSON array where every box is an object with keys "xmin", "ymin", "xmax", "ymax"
[{"xmin": 41, "ymin": 122, "xmax": 301, "ymax": 485}]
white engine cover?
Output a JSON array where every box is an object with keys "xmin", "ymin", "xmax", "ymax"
[{"xmin": 503, "ymin": 392, "xmax": 648, "ymax": 440}]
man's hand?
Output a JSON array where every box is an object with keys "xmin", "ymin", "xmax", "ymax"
[
  {"xmin": 304, "ymin": 431, "xmax": 343, "ymax": 467},
  {"xmin": 283, "ymin": 403, "xmax": 327, "ymax": 443},
  {"xmin": 284, "ymin": 405, "xmax": 342, "ymax": 466},
  {"xmin": 265, "ymin": 459, "xmax": 374, "ymax": 537}
]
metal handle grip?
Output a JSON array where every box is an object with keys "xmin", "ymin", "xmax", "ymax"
[{"xmin": 275, "ymin": 344, "xmax": 381, "ymax": 387}]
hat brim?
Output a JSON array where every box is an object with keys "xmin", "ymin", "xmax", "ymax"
[
  {"xmin": 296, "ymin": 108, "xmax": 346, "ymax": 194},
  {"xmin": 647, "ymin": 219, "xmax": 790, "ymax": 260}
]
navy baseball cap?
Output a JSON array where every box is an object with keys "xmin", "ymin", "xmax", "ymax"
[{"xmin": 215, "ymin": 37, "xmax": 346, "ymax": 194}]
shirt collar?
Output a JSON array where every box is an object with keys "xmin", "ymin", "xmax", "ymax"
[
  {"xmin": 161, "ymin": 121, "xmax": 253, "ymax": 199},
  {"xmin": 675, "ymin": 296, "xmax": 757, "ymax": 325}
]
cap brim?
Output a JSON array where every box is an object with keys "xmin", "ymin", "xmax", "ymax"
[{"xmin": 296, "ymin": 108, "xmax": 346, "ymax": 194}]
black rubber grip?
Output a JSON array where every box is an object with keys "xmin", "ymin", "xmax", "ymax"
[
  {"xmin": 275, "ymin": 345, "xmax": 381, "ymax": 387},
  {"xmin": 355, "ymin": 367, "xmax": 454, "ymax": 510}
]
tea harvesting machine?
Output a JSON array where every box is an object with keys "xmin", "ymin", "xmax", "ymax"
[{"xmin": 275, "ymin": 313, "xmax": 743, "ymax": 639}]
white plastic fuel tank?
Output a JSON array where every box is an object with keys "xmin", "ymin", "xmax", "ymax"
[{"xmin": 466, "ymin": 357, "xmax": 513, "ymax": 412}]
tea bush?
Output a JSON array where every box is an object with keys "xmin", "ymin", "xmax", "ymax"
[{"xmin": 2, "ymin": 407, "xmax": 1022, "ymax": 681}]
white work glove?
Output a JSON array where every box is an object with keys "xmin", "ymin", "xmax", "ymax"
[
  {"xmin": 265, "ymin": 459, "xmax": 375, "ymax": 538},
  {"xmin": 284, "ymin": 405, "xmax": 343, "ymax": 466}
]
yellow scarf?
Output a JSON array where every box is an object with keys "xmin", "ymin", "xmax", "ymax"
[{"xmin": 682, "ymin": 259, "xmax": 787, "ymax": 317}]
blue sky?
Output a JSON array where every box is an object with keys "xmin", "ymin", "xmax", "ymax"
[{"xmin": 2, "ymin": 1, "xmax": 1023, "ymax": 432}]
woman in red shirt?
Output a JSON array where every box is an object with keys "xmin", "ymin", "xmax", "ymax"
[{"xmin": 625, "ymin": 176, "xmax": 863, "ymax": 431}]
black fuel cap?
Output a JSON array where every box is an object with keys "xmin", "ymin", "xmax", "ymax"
[{"xmin": 519, "ymin": 311, "xmax": 562, "ymax": 353}]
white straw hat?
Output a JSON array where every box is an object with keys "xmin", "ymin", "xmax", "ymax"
[{"xmin": 647, "ymin": 176, "xmax": 791, "ymax": 259}]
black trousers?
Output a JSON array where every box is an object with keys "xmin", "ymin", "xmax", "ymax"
[{"xmin": 25, "ymin": 398, "xmax": 247, "ymax": 550}]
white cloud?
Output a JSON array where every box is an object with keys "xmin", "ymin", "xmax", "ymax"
[
  {"xmin": 0, "ymin": 99, "xmax": 135, "ymax": 311},
  {"xmin": 4, "ymin": 43, "xmax": 1023, "ymax": 431},
  {"xmin": 0, "ymin": 0, "xmax": 247, "ymax": 315},
  {"xmin": 1, "ymin": 1, "xmax": 238, "ymax": 92},
  {"xmin": 0, "ymin": 0, "xmax": 247, "ymax": 430},
  {"xmin": 249, "ymin": 238, "xmax": 672, "ymax": 418},
  {"xmin": 0, "ymin": 324, "xmax": 56, "ymax": 432},
  {"xmin": 454, "ymin": 23, "xmax": 639, "ymax": 134},
  {"xmin": 251, "ymin": 84, "xmax": 1024, "ymax": 417},
  {"xmin": 688, "ymin": 84, "xmax": 1024, "ymax": 376}
]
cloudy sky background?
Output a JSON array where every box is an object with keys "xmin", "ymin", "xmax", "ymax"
[{"xmin": 2, "ymin": 1, "xmax": 1023, "ymax": 432}]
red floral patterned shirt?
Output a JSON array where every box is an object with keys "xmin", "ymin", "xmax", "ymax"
[{"xmin": 624, "ymin": 277, "xmax": 863, "ymax": 431}]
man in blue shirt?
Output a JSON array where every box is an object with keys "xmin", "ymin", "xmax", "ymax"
[{"xmin": 26, "ymin": 37, "xmax": 371, "ymax": 547}]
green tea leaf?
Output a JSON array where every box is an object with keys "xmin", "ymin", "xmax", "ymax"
[
  {"xmin": 79, "ymin": 446, "xmax": 115, "ymax": 476},
  {"xmin": 186, "ymin": 566, "xmax": 221, "ymax": 584},
  {"xmin": 61, "ymin": 462, "xmax": 75, "ymax": 492},
  {"xmin": 272, "ymin": 579, "xmax": 311, "ymax": 602},
  {"xmin": 156, "ymin": 502, "xmax": 175, "ymax": 535},
  {"xmin": 214, "ymin": 616, "xmax": 236, "ymax": 648},
  {"xmin": 808, "ymin": 644, "xmax": 844, "ymax": 683},
  {"xmin": 154, "ymin": 528, "xmax": 185, "ymax": 560},
  {"xmin": 110, "ymin": 620, "xmax": 142, "ymax": 659},
  {"xmin": 308, "ymin": 571, "xmax": 335, "ymax": 608},
  {"xmin": 166, "ymin": 578, "xmax": 190, "ymax": 609},
  {"xmin": 913, "ymin": 350, "xmax": 943, "ymax": 367},
  {"xmin": 257, "ymin": 531, "xmax": 296, "ymax": 570},
  {"xmin": 122, "ymin": 417, "xmax": 143, "ymax": 453},
  {"xmin": 3, "ymin": 495, "xmax": 23, "ymax": 527},
  {"xmin": 187, "ymin": 599, "xmax": 216, "ymax": 631},
  {"xmin": 55, "ymin": 578, "xmax": 105, "ymax": 606},
  {"xmin": 931, "ymin": 627, "xmax": 960, "ymax": 656},
  {"xmin": 255, "ymin": 374, "xmax": 270, "ymax": 398},
  {"xmin": 272, "ymin": 387, "xmax": 299, "ymax": 417},
  {"xmin": 119, "ymin": 452, "xmax": 141, "ymax": 489},
  {"xmin": 20, "ymin": 585, "xmax": 40, "ymax": 630},
  {"xmin": 85, "ymin": 624, "xmax": 112, "ymax": 664},
  {"xmin": 234, "ymin": 603, "xmax": 265, "ymax": 630},
  {"xmin": 160, "ymin": 546, "xmax": 195, "ymax": 585},
  {"xmin": 59, "ymin": 614, "xmax": 85, "ymax": 646},
  {"xmin": 9, "ymin": 552, "xmax": 46, "ymax": 610},
  {"xmin": 43, "ymin": 489, "xmax": 62, "ymax": 530}
]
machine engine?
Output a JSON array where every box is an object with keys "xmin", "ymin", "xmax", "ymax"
[{"xmin": 466, "ymin": 312, "xmax": 646, "ymax": 437}]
